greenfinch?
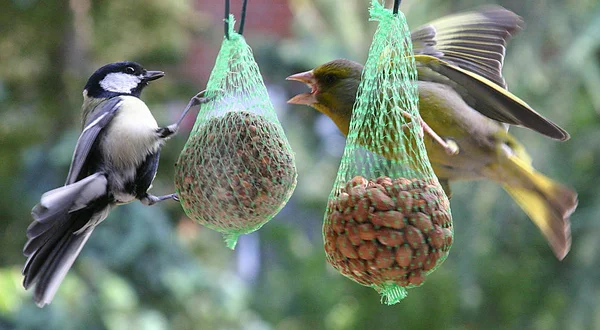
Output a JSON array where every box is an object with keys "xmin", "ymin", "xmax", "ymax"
[{"xmin": 287, "ymin": 7, "xmax": 577, "ymax": 260}]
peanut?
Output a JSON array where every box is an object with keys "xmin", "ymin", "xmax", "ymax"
[
  {"xmin": 338, "ymin": 192, "xmax": 352, "ymax": 210},
  {"xmin": 374, "ymin": 248, "xmax": 395, "ymax": 269},
  {"xmin": 347, "ymin": 258, "xmax": 366, "ymax": 273},
  {"xmin": 337, "ymin": 235, "xmax": 358, "ymax": 259},
  {"xmin": 346, "ymin": 225, "xmax": 362, "ymax": 246},
  {"xmin": 346, "ymin": 176, "xmax": 368, "ymax": 192},
  {"xmin": 376, "ymin": 176, "xmax": 393, "ymax": 186},
  {"xmin": 366, "ymin": 259, "xmax": 378, "ymax": 271},
  {"xmin": 432, "ymin": 210, "xmax": 451, "ymax": 227},
  {"xmin": 358, "ymin": 241, "xmax": 377, "ymax": 260},
  {"xmin": 371, "ymin": 211, "xmax": 405, "ymax": 229},
  {"xmin": 352, "ymin": 198, "xmax": 370, "ymax": 223},
  {"xmin": 427, "ymin": 226, "xmax": 445, "ymax": 249},
  {"xmin": 442, "ymin": 227, "xmax": 453, "ymax": 248},
  {"xmin": 408, "ymin": 270, "xmax": 425, "ymax": 286},
  {"xmin": 409, "ymin": 212, "xmax": 434, "ymax": 233},
  {"xmin": 381, "ymin": 267, "xmax": 408, "ymax": 280},
  {"xmin": 411, "ymin": 245, "xmax": 429, "ymax": 269},
  {"xmin": 395, "ymin": 245, "xmax": 413, "ymax": 268},
  {"xmin": 405, "ymin": 225, "xmax": 425, "ymax": 249},
  {"xmin": 393, "ymin": 177, "xmax": 412, "ymax": 187},
  {"xmin": 330, "ymin": 211, "xmax": 345, "ymax": 234},
  {"xmin": 376, "ymin": 228, "xmax": 405, "ymax": 246},
  {"xmin": 422, "ymin": 254, "xmax": 438, "ymax": 271},
  {"xmin": 396, "ymin": 190, "xmax": 413, "ymax": 213},
  {"xmin": 350, "ymin": 185, "xmax": 367, "ymax": 204},
  {"xmin": 367, "ymin": 182, "xmax": 385, "ymax": 191},
  {"xmin": 357, "ymin": 223, "xmax": 378, "ymax": 240},
  {"xmin": 367, "ymin": 189, "xmax": 395, "ymax": 211}
]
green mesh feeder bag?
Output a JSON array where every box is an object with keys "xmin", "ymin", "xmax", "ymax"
[
  {"xmin": 323, "ymin": 1, "xmax": 453, "ymax": 304},
  {"xmin": 175, "ymin": 15, "xmax": 297, "ymax": 249}
]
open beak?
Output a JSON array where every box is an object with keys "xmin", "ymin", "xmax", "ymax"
[
  {"xmin": 286, "ymin": 70, "xmax": 318, "ymax": 105},
  {"xmin": 142, "ymin": 70, "xmax": 165, "ymax": 82}
]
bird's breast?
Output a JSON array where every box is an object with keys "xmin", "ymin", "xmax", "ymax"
[{"xmin": 101, "ymin": 96, "xmax": 161, "ymax": 170}]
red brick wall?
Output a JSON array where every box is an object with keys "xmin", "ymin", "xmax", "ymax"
[
  {"xmin": 184, "ymin": 0, "xmax": 293, "ymax": 82},
  {"xmin": 196, "ymin": 0, "xmax": 293, "ymax": 37}
]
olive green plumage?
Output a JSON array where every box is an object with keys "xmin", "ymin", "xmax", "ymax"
[{"xmin": 287, "ymin": 6, "xmax": 577, "ymax": 260}]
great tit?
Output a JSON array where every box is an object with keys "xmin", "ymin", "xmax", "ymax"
[{"xmin": 23, "ymin": 61, "xmax": 208, "ymax": 307}]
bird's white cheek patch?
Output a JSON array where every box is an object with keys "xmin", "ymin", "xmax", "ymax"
[{"xmin": 100, "ymin": 73, "xmax": 141, "ymax": 94}]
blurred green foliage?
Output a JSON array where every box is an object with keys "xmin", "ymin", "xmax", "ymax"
[{"xmin": 1, "ymin": 0, "xmax": 599, "ymax": 329}]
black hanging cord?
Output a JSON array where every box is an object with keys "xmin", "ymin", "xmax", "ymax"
[
  {"xmin": 224, "ymin": 0, "xmax": 249, "ymax": 40},
  {"xmin": 225, "ymin": 0, "xmax": 231, "ymax": 39},
  {"xmin": 239, "ymin": 0, "xmax": 248, "ymax": 35},
  {"xmin": 393, "ymin": 0, "xmax": 401, "ymax": 15}
]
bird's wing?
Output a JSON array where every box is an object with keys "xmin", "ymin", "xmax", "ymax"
[
  {"xmin": 411, "ymin": 6, "xmax": 524, "ymax": 88},
  {"xmin": 133, "ymin": 151, "xmax": 161, "ymax": 198},
  {"xmin": 415, "ymin": 55, "xmax": 570, "ymax": 141},
  {"xmin": 65, "ymin": 97, "xmax": 122, "ymax": 185}
]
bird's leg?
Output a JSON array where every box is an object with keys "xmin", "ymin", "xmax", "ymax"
[
  {"xmin": 401, "ymin": 111, "xmax": 459, "ymax": 156},
  {"xmin": 394, "ymin": 106, "xmax": 418, "ymax": 133},
  {"xmin": 399, "ymin": 121, "xmax": 417, "ymax": 132},
  {"xmin": 140, "ymin": 193, "xmax": 179, "ymax": 206},
  {"xmin": 157, "ymin": 90, "xmax": 212, "ymax": 139}
]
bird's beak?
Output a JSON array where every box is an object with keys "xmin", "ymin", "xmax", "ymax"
[
  {"xmin": 286, "ymin": 70, "xmax": 318, "ymax": 105},
  {"xmin": 142, "ymin": 70, "xmax": 165, "ymax": 82}
]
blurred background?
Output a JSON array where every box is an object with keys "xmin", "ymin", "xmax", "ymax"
[{"xmin": 1, "ymin": 0, "xmax": 599, "ymax": 329}]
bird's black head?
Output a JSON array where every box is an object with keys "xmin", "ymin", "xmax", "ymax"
[{"xmin": 83, "ymin": 61, "xmax": 164, "ymax": 99}]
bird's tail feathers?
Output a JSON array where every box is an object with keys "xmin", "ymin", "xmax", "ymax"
[
  {"xmin": 23, "ymin": 173, "xmax": 109, "ymax": 307},
  {"xmin": 502, "ymin": 155, "xmax": 578, "ymax": 260},
  {"xmin": 29, "ymin": 173, "xmax": 107, "ymax": 234},
  {"xmin": 29, "ymin": 225, "xmax": 95, "ymax": 307}
]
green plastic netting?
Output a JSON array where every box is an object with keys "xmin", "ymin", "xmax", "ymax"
[
  {"xmin": 323, "ymin": 1, "xmax": 453, "ymax": 304},
  {"xmin": 175, "ymin": 15, "xmax": 297, "ymax": 249}
]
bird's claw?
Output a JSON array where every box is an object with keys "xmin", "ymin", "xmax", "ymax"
[
  {"xmin": 166, "ymin": 124, "xmax": 178, "ymax": 134},
  {"xmin": 141, "ymin": 193, "xmax": 179, "ymax": 206},
  {"xmin": 404, "ymin": 111, "xmax": 459, "ymax": 156},
  {"xmin": 443, "ymin": 139, "xmax": 460, "ymax": 156},
  {"xmin": 190, "ymin": 89, "xmax": 223, "ymax": 107},
  {"xmin": 190, "ymin": 93, "xmax": 210, "ymax": 107},
  {"xmin": 157, "ymin": 125, "xmax": 177, "ymax": 138}
]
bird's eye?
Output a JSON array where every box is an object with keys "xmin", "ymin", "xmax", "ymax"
[
  {"xmin": 322, "ymin": 73, "xmax": 336, "ymax": 84},
  {"xmin": 126, "ymin": 66, "xmax": 135, "ymax": 74}
]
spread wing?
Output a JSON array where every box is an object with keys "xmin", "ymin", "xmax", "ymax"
[
  {"xmin": 65, "ymin": 97, "xmax": 122, "ymax": 185},
  {"xmin": 415, "ymin": 55, "xmax": 570, "ymax": 141},
  {"xmin": 411, "ymin": 6, "xmax": 524, "ymax": 89},
  {"xmin": 410, "ymin": 8, "xmax": 569, "ymax": 141}
]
